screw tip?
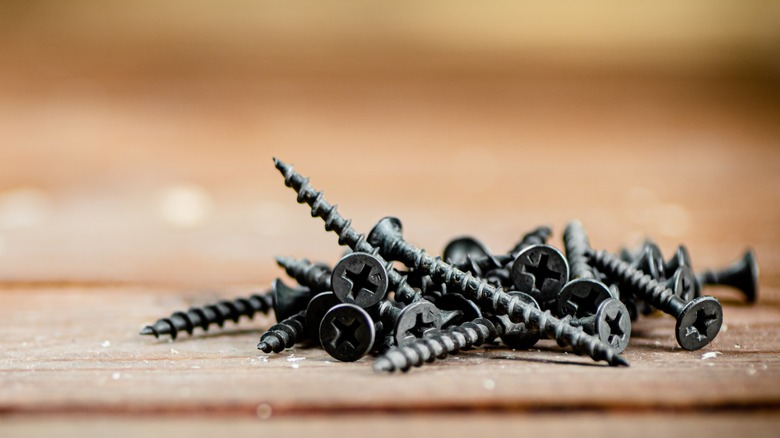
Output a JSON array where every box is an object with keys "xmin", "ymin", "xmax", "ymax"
[
  {"xmin": 613, "ymin": 355, "xmax": 630, "ymax": 367},
  {"xmin": 139, "ymin": 326, "xmax": 159, "ymax": 338},
  {"xmin": 257, "ymin": 341, "xmax": 271, "ymax": 353},
  {"xmin": 372, "ymin": 357, "xmax": 394, "ymax": 373}
]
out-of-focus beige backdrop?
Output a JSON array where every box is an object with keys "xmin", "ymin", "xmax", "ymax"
[{"xmin": 0, "ymin": 1, "xmax": 779, "ymax": 298}]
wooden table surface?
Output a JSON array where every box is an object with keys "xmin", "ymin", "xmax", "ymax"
[{"xmin": 2, "ymin": 4, "xmax": 780, "ymax": 436}]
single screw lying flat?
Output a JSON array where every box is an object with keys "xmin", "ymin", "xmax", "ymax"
[
  {"xmin": 257, "ymin": 309, "xmax": 308, "ymax": 353},
  {"xmin": 140, "ymin": 279, "xmax": 310, "ymax": 340},
  {"xmin": 697, "ymin": 249, "xmax": 758, "ymax": 304},
  {"xmin": 557, "ymin": 221, "xmax": 613, "ymax": 318},
  {"xmin": 273, "ymin": 158, "xmax": 422, "ymax": 304},
  {"xmin": 275, "ymin": 256, "xmax": 332, "ymax": 292},
  {"xmin": 367, "ymin": 216, "xmax": 629, "ymax": 367},
  {"xmin": 587, "ymin": 249, "xmax": 723, "ymax": 351}
]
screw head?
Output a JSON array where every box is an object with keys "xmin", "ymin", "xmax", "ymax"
[
  {"xmin": 498, "ymin": 292, "xmax": 542, "ymax": 349},
  {"xmin": 442, "ymin": 236, "xmax": 492, "ymax": 266},
  {"xmin": 305, "ymin": 292, "xmax": 342, "ymax": 341},
  {"xmin": 675, "ymin": 296, "xmax": 723, "ymax": 351},
  {"xmin": 557, "ymin": 278, "xmax": 612, "ymax": 318},
  {"xmin": 271, "ymin": 278, "xmax": 313, "ymax": 322},
  {"xmin": 511, "ymin": 244, "xmax": 569, "ymax": 305},
  {"xmin": 634, "ymin": 242, "xmax": 666, "ymax": 281},
  {"xmin": 367, "ymin": 216, "xmax": 404, "ymax": 256},
  {"xmin": 320, "ymin": 303, "xmax": 376, "ymax": 362},
  {"xmin": 331, "ymin": 252, "xmax": 388, "ymax": 308},
  {"xmin": 594, "ymin": 298, "xmax": 632, "ymax": 353},
  {"xmin": 669, "ymin": 266, "xmax": 697, "ymax": 302},
  {"xmin": 394, "ymin": 300, "xmax": 440, "ymax": 346},
  {"xmin": 433, "ymin": 293, "xmax": 482, "ymax": 327}
]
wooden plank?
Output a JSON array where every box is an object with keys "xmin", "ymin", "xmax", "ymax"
[
  {"xmin": 2, "ymin": 413, "xmax": 780, "ymax": 438},
  {"xmin": 1, "ymin": 287, "xmax": 778, "ymax": 416}
]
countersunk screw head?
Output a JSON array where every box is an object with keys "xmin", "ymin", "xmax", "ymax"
[
  {"xmin": 666, "ymin": 266, "xmax": 697, "ymax": 302},
  {"xmin": 594, "ymin": 298, "xmax": 632, "ymax": 354},
  {"xmin": 557, "ymin": 278, "xmax": 612, "ymax": 318},
  {"xmin": 271, "ymin": 278, "xmax": 314, "ymax": 322},
  {"xmin": 442, "ymin": 236, "xmax": 493, "ymax": 266},
  {"xmin": 511, "ymin": 244, "xmax": 569, "ymax": 305},
  {"xmin": 331, "ymin": 252, "xmax": 388, "ymax": 308},
  {"xmin": 367, "ymin": 217, "xmax": 404, "ymax": 257},
  {"xmin": 432, "ymin": 293, "xmax": 482, "ymax": 327},
  {"xmin": 305, "ymin": 292, "xmax": 342, "ymax": 341},
  {"xmin": 676, "ymin": 296, "xmax": 723, "ymax": 351},
  {"xmin": 320, "ymin": 303, "xmax": 376, "ymax": 362},
  {"xmin": 394, "ymin": 300, "xmax": 440, "ymax": 346}
]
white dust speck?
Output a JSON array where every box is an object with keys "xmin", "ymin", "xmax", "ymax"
[
  {"xmin": 158, "ymin": 184, "xmax": 213, "ymax": 228},
  {"xmin": 287, "ymin": 356, "xmax": 305, "ymax": 362},
  {"xmin": 112, "ymin": 372, "xmax": 121, "ymax": 380},
  {"xmin": 701, "ymin": 352, "xmax": 722, "ymax": 360},
  {"xmin": 170, "ymin": 348, "xmax": 179, "ymax": 355},
  {"xmin": 734, "ymin": 344, "xmax": 741, "ymax": 349},
  {"xmin": 483, "ymin": 379, "xmax": 496, "ymax": 390},
  {"xmin": 747, "ymin": 368, "xmax": 757, "ymax": 376},
  {"xmin": 256, "ymin": 403, "xmax": 273, "ymax": 420},
  {"xmin": 191, "ymin": 365, "xmax": 200, "ymax": 369},
  {"xmin": 720, "ymin": 324, "xmax": 728, "ymax": 333},
  {"xmin": 291, "ymin": 363, "xmax": 300, "ymax": 369},
  {"xmin": 101, "ymin": 340, "xmax": 111, "ymax": 348}
]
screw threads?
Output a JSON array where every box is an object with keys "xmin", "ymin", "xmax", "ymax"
[
  {"xmin": 388, "ymin": 240, "xmax": 627, "ymax": 366},
  {"xmin": 373, "ymin": 318, "xmax": 498, "ymax": 372},
  {"xmin": 588, "ymin": 249, "xmax": 682, "ymax": 313},
  {"xmin": 563, "ymin": 220, "xmax": 596, "ymax": 280},
  {"xmin": 274, "ymin": 158, "xmax": 421, "ymax": 304},
  {"xmin": 257, "ymin": 310, "xmax": 307, "ymax": 353},
  {"xmin": 141, "ymin": 293, "xmax": 273, "ymax": 340},
  {"xmin": 275, "ymin": 256, "xmax": 332, "ymax": 292},
  {"xmin": 507, "ymin": 226, "xmax": 552, "ymax": 256}
]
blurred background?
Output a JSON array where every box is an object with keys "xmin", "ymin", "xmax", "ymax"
[{"xmin": 0, "ymin": 1, "xmax": 779, "ymax": 300}]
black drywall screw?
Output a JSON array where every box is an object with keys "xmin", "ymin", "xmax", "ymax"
[
  {"xmin": 257, "ymin": 309, "xmax": 308, "ymax": 353},
  {"xmin": 367, "ymin": 216, "xmax": 629, "ymax": 367},
  {"xmin": 140, "ymin": 279, "xmax": 310, "ymax": 340},
  {"xmin": 320, "ymin": 303, "xmax": 379, "ymax": 362},
  {"xmin": 557, "ymin": 221, "xmax": 613, "ymax": 318},
  {"xmin": 587, "ymin": 249, "xmax": 723, "ymax": 351},
  {"xmin": 510, "ymin": 244, "xmax": 569, "ymax": 308},
  {"xmin": 561, "ymin": 298, "xmax": 631, "ymax": 353},
  {"xmin": 273, "ymin": 158, "xmax": 423, "ymax": 305},
  {"xmin": 275, "ymin": 256, "xmax": 332, "ymax": 292},
  {"xmin": 442, "ymin": 236, "xmax": 502, "ymax": 275},
  {"xmin": 331, "ymin": 252, "xmax": 389, "ymax": 308},
  {"xmin": 697, "ymin": 249, "xmax": 759, "ymax": 304}
]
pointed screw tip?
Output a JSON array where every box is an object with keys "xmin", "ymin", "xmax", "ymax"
[
  {"xmin": 614, "ymin": 355, "xmax": 630, "ymax": 367},
  {"xmin": 257, "ymin": 341, "xmax": 271, "ymax": 352},
  {"xmin": 139, "ymin": 326, "xmax": 158, "ymax": 338}
]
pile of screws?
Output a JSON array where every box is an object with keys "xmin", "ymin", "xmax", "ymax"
[{"xmin": 141, "ymin": 158, "xmax": 759, "ymax": 372}]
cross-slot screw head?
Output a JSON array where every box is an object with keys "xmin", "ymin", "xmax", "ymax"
[
  {"xmin": 331, "ymin": 252, "xmax": 388, "ymax": 308},
  {"xmin": 676, "ymin": 296, "xmax": 723, "ymax": 351},
  {"xmin": 511, "ymin": 244, "xmax": 569, "ymax": 306},
  {"xmin": 394, "ymin": 300, "xmax": 440, "ymax": 346},
  {"xmin": 320, "ymin": 303, "xmax": 376, "ymax": 362},
  {"xmin": 593, "ymin": 298, "xmax": 632, "ymax": 353},
  {"xmin": 557, "ymin": 279, "xmax": 612, "ymax": 318}
]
